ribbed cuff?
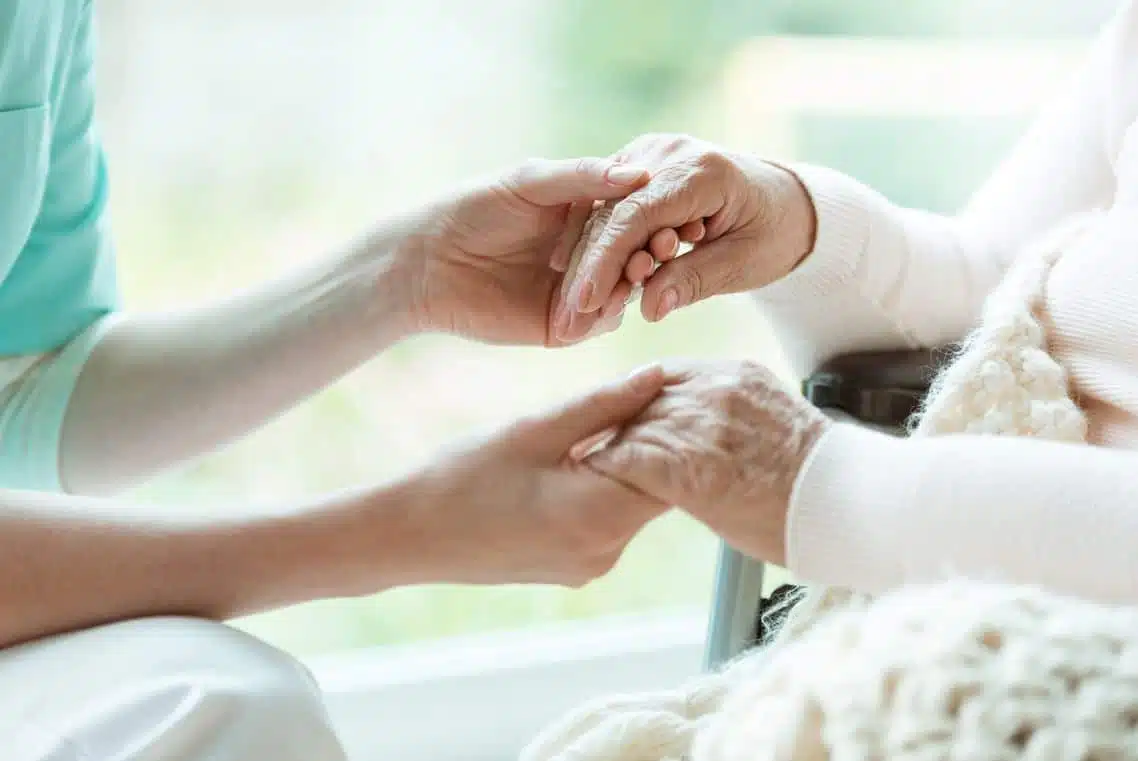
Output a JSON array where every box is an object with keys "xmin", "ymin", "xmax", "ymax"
[
  {"xmin": 755, "ymin": 163, "xmax": 883, "ymax": 303},
  {"xmin": 785, "ymin": 422, "xmax": 922, "ymax": 592},
  {"xmin": 0, "ymin": 314, "xmax": 119, "ymax": 492}
]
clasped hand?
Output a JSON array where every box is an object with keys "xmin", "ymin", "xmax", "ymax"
[{"xmin": 383, "ymin": 140, "xmax": 826, "ymax": 588}]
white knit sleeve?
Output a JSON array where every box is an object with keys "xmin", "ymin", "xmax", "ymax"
[
  {"xmin": 779, "ymin": 2, "xmax": 1138, "ymax": 597},
  {"xmin": 787, "ymin": 423, "xmax": 1138, "ymax": 605},
  {"xmin": 752, "ymin": 2, "xmax": 1124, "ymax": 378}
]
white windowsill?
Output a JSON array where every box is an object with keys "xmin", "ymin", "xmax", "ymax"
[{"xmin": 308, "ymin": 612, "xmax": 708, "ymax": 761}]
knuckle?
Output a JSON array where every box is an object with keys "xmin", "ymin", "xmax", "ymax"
[
  {"xmin": 509, "ymin": 157, "xmax": 544, "ymax": 186},
  {"xmin": 736, "ymin": 358, "xmax": 766, "ymax": 376},
  {"xmin": 656, "ymin": 162, "xmax": 695, "ymax": 191},
  {"xmin": 707, "ymin": 386, "xmax": 736, "ymax": 416},
  {"xmin": 574, "ymin": 156, "xmax": 600, "ymax": 177},
  {"xmin": 611, "ymin": 196, "xmax": 650, "ymax": 231},
  {"xmin": 738, "ymin": 359, "xmax": 779, "ymax": 389},
  {"xmin": 660, "ymin": 133, "xmax": 691, "ymax": 154},
  {"xmin": 519, "ymin": 156, "xmax": 545, "ymax": 175},
  {"xmin": 694, "ymin": 149, "xmax": 730, "ymax": 174},
  {"xmin": 675, "ymin": 264, "xmax": 706, "ymax": 301},
  {"xmin": 707, "ymin": 385, "xmax": 751, "ymax": 425}
]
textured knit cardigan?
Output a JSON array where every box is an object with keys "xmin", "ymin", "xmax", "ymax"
[{"xmin": 521, "ymin": 213, "xmax": 1136, "ymax": 761}]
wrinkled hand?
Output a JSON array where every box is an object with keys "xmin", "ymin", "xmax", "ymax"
[
  {"xmin": 408, "ymin": 157, "xmax": 650, "ymax": 347},
  {"xmin": 404, "ymin": 365, "xmax": 671, "ymax": 587},
  {"xmin": 581, "ymin": 360, "xmax": 831, "ymax": 566},
  {"xmin": 555, "ymin": 134, "xmax": 817, "ymax": 336}
]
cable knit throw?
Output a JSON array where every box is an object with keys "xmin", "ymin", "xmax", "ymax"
[{"xmin": 522, "ymin": 212, "xmax": 1123, "ymax": 761}]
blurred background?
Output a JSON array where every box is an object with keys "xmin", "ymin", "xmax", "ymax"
[{"xmin": 98, "ymin": 0, "xmax": 1113, "ymax": 656}]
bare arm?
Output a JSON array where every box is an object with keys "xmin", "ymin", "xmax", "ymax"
[
  {"xmin": 0, "ymin": 477, "xmax": 421, "ymax": 649},
  {"xmin": 0, "ymin": 360, "xmax": 671, "ymax": 649},
  {"xmin": 59, "ymin": 215, "xmax": 426, "ymax": 495}
]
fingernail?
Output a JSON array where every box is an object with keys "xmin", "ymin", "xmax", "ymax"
[
  {"xmin": 575, "ymin": 279, "xmax": 595, "ymax": 311},
  {"xmin": 566, "ymin": 310, "xmax": 583, "ymax": 340},
  {"xmin": 555, "ymin": 307, "xmax": 571, "ymax": 340},
  {"xmin": 656, "ymin": 288, "xmax": 679, "ymax": 321},
  {"xmin": 605, "ymin": 164, "xmax": 645, "ymax": 185},
  {"xmin": 627, "ymin": 363, "xmax": 661, "ymax": 384},
  {"xmin": 570, "ymin": 429, "xmax": 617, "ymax": 461}
]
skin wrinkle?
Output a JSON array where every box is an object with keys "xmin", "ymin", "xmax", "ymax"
[
  {"xmin": 590, "ymin": 361, "xmax": 830, "ymax": 564},
  {"xmin": 552, "ymin": 137, "xmax": 820, "ymax": 563},
  {"xmin": 558, "ymin": 133, "xmax": 815, "ymax": 326}
]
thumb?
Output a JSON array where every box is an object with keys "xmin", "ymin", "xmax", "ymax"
[
  {"xmin": 504, "ymin": 157, "xmax": 649, "ymax": 207},
  {"xmin": 639, "ymin": 235, "xmax": 756, "ymax": 322},
  {"xmin": 513, "ymin": 365, "xmax": 664, "ymax": 459}
]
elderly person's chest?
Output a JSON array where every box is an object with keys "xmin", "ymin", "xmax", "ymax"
[{"xmin": 1046, "ymin": 148, "xmax": 1138, "ymax": 445}]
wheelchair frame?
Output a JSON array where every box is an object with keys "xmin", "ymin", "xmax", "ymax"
[{"xmin": 702, "ymin": 347, "xmax": 948, "ymax": 669}]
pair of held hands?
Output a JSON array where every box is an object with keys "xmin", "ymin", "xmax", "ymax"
[{"xmin": 398, "ymin": 134, "xmax": 830, "ymax": 586}]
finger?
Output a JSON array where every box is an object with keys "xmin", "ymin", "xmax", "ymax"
[
  {"xmin": 550, "ymin": 200, "xmax": 594, "ymax": 273},
  {"xmin": 572, "ymin": 167, "xmax": 722, "ymax": 313},
  {"xmin": 586, "ymin": 309, "xmax": 626, "ymax": 341},
  {"xmin": 602, "ymin": 280, "xmax": 632, "ymax": 319},
  {"xmin": 677, "ymin": 219, "xmax": 706, "ymax": 243},
  {"xmin": 562, "ymin": 203, "xmax": 610, "ymax": 301},
  {"xmin": 586, "ymin": 438, "xmax": 679, "ymax": 508},
  {"xmin": 648, "ymin": 228, "xmax": 680, "ymax": 262},
  {"xmin": 640, "ymin": 236, "xmax": 748, "ymax": 323},
  {"xmin": 568, "ymin": 428, "xmax": 617, "ymax": 461},
  {"xmin": 557, "ymin": 275, "xmax": 621, "ymax": 344},
  {"xmin": 559, "ymin": 284, "xmax": 627, "ymax": 344},
  {"xmin": 560, "ymin": 307, "xmax": 603, "ymax": 344},
  {"xmin": 513, "ymin": 365, "xmax": 665, "ymax": 458},
  {"xmin": 627, "ymin": 283, "xmax": 643, "ymax": 309},
  {"xmin": 552, "ymin": 203, "xmax": 607, "ymax": 341},
  {"xmin": 504, "ymin": 157, "xmax": 648, "ymax": 207},
  {"xmin": 624, "ymin": 250, "xmax": 656, "ymax": 285}
]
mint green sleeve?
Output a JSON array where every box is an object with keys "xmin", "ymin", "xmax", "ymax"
[{"xmin": 0, "ymin": 2, "xmax": 119, "ymax": 492}]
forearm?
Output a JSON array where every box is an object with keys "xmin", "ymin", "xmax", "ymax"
[
  {"xmin": 789, "ymin": 424, "xmax": 1138, "ymax": 604},
  {"xmin": 59, "ymin": 212, "xmax": 428, "ymax": 495},
  {"xmin": 0, "ymin": 474, "xmax": 435, "ymax": 648},
  {"xmin": 753, "ymin": 166, "xmax": 996, "ymax": 377}
]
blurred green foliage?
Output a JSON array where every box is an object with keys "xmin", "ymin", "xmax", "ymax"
[{"xmin": 545, "ymin": 0, "xmax": 1112, "ymax": 208}]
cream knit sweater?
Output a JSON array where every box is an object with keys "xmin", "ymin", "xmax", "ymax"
[
  {"xmin": 520, "ymin": 197, "xmax": 1127, "ymax": 761},
  {"xmin": 758, "ymin": 0, "xmax": 1138, "ymax": 604}
]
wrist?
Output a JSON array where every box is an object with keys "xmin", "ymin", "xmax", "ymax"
[
  {"xmin": 206, "ymin": 501, "xmax": 381, "ymax": 614},
  {"xmin": 763, "ymin": 160, "xmax": 819, "ymax": 278},
  {"xmin": 348, "ymin": 207, "xmax": 436, "ymax": 343},
  {"xmin": 386, "ymin": 194, "xmax": 475, "ymax": 338},
  {"xmin": 301, "ymin": 471, "xmax": 457, "ymax": 597}
]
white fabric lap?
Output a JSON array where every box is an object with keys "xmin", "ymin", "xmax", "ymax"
[{"xmin": 1, "ymin": 616, "xmax": 345, "ymax": 761}]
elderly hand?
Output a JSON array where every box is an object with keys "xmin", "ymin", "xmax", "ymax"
[
  {"xmin": 554, "ymin": 134, "xmax": 817, "ymax": 335},
  {"xmin": 387, "ymin": 364, "xmax": 671, "ymax": 587},
  {"xmin": 406, "ymin": 157, "xmax": 651, "ymax": 347},
  {"xmin": 580, "ymin": 360, "xmax": 830, "ymax": 566}
]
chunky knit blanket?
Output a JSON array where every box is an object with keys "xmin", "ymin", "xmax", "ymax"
[{"xmin": 522, "ymin": 213, "xmax": 1129, "ymax": 761}]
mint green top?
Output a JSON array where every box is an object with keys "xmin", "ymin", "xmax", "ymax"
[{"xmin": 0, "ymin": 0, "xmax": 119, "ymax": 490}]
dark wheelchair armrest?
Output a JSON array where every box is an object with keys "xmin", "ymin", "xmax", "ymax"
[
  {"xmin": 800, "ymin": 347, "xmax": 953, "ymax": 430},
  {"xmin": 704, "ymin": 345, "xmax": 955, "ymax": 669}
]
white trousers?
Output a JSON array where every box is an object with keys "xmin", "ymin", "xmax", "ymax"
[{"xmin": 4, "ymin": 616, "xmax": 347, "ymax": 761}]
